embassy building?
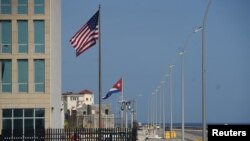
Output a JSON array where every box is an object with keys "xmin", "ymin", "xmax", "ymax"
[{"xmin": 0, "ymin": 0, "xmax": 62, "ymax": 133}]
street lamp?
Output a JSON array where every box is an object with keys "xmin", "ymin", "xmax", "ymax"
[
  {"xmin": 179, "ymin": 50, "xmax": 185, "ymax": 141},
  {"xmin": 148, "ymin": 96, "xmax": 150, "ymax": 128},
  {"xmin": 135, "ymin": 94, "xmax": 142, "ymax": 121},
  {"xmin": 155, "ymin": 89, "xmax": 158, "ymax": 127},
  {"xmin": 169, "ymin": 64, "xmax": 174, "ymax": 133},
  {"xmin": 194, "ymin": 27, "xmax": 203, "ymax": 33},
  {"xmin": 202, "ymin": 1, "xmax": 212, "ymax": 141},
  {"xmin": 179, "ymin": 27, "xmax": 203, "ymax": 141},
  {"xmin": 151, "ymin": 92, "xmax": 155, "ymax": 127},
  {"xmin": 161, "ymin": 80, "xmax": 166, "ymax": 138},
  {"xmin": 157, "ymin": 86, "xmax": 161, "ymax": 127}
]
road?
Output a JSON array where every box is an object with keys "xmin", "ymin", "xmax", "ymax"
[{"xmin": 138, "ymin": 128, "xmax": 203, "ymax": 141}]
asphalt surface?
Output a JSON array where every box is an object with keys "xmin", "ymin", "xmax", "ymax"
[{"xmin": 137, "ymin": 128, "xmax": 203, "ymax": 141}]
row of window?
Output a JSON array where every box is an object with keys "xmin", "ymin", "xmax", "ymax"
[
  {"xmin": 0, "ymin": 0, "xmax": 44, "ymax": 15},
  {"xmin": 0, "ymin": 20, "xmax": 45, "ymax": 54},
  {"xmin": 0, "ymin": 59, "xmax": 45, "ymax": 93},
  {"xmin": 2, "ymin": 108, "xmax": 45, "ymax": 130},
  {"xmin": 70, "ymin": 96, "xmax": 79, "ymax": 101},
  {"xmin": 70, "ymin": 96, "xmax": 92, "ymax": 102}
]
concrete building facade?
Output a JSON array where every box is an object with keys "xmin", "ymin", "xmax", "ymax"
[
  {"xmin": 77, "ymin": 104, "xmax": 115, "ymax": 128},
  {"xmin": 0, "ymin": 0, "xmax": 62, "ymax": 132},
  {"xmin": 62, "ymin": 90, "xmax": 94, "ymax": 113}
]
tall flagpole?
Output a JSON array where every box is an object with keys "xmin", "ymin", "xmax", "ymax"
[
  {"xmin": 98, "ymin": 5, "xmax": 102, "ymax": 128},
  {"xmin": 121, "ymin": 77, "xmax": 124, "ymax": 128}
]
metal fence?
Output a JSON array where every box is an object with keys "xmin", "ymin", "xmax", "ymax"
[{"xmin": 1, "ymin": 128, "xmax": 137, "ymax": 141}]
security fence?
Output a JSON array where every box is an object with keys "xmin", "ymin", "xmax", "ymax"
[{"xmin": 1, "ymin": 128, "xmax": 137, "ymax": 141}]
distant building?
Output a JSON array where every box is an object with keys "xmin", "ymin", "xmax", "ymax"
[
  {"xmin": 0, "ymin": 0, "xmax": 62, "ymax": 132},
  {"xmin": 62, "ymin": 90, "xmax": 115, "ymax": 128},
  {"xmin": 77, "ymin": 104, "xmax": 115, "ymax": 128},
  {"xmin": 62, "ymin": 89, "xmax": 94, "ymax": 114}
]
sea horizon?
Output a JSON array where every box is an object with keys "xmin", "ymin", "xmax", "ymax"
[{"xmin": 141, "ymin": 122, "xmax": 250, "ymax": 129}]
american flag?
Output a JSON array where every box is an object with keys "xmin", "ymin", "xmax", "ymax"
[{"xmin": 70, "ymin": 11, "xmax": 99, "ymax": 56}]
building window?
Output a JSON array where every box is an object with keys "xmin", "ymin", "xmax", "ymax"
[
  {"xmin": 0, "ymin": 60, "xmax": 12, "ymax": 93},
  {"xmin": 0, "ymin": 0, "xmax": 11, "ymax": 14},
  {"xmin": 0, "ymin": 20, "xmax": 12, "ymax": 53},
  {"xmin": 34, "ymin": 20, "xmax": 44, "ymax": 53},
  {"xmin": 18, "ymin": 20, "xmax": 28, "ymax": 53},
  {"xmin": 70, "ymin": 97, "xmax": 78, "ymax": 101},
  {"xmin": 35, "ymin": 109, "xmax": 45, "ymax": 129},
  {"xmin": 2, "ymin": 108, "xmax": 45, "ymax": 138},
  {"xmin": 18, "ymin": 60, "xmax": 28, "ymax": 92},
  {"xmin": 17, "ymin": 0, "xmax": 27, "ymax": 14},
  {"xmin": 86, "ymin": 98, "xmax": 88, "ymax": 101},
  {"xmin": 34, "ymin": 59, "xmax": 45, "ymax": 93},
  {"xmin": 34, "ymin": 0, "xmax": 44, "ymax": 14}
]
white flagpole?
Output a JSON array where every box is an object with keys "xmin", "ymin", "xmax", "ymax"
[{"xmin": 121, "ymin": 77, "xmax": 124, "ymax": 128}]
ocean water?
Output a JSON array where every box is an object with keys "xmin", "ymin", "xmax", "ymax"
[
  {"xmin": 142, "ymin": 122, "xmax": 248, "ymax": 130},
  {"xmin": 167, "ymin": 123, "xmax": 202, "ymax": 130},
  {"xmin": 142, "ymin": 123, "xmax": 203, "ymax": 130}
]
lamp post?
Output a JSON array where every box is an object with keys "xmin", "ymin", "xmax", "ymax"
[
  {"xmin": 135, "ymin": 94, "xmax": 142, "ymax": 121},
  {"xmin": 152, "ymin": 92, "xmax": 155, "ymax": 127},
  {"xmin": 202, "ymin": 1, "xmax": 212, "ymax": 141},
  {"xmin": 130, "ymin": 100, "xmax": 135, "ymax": 128},
  {"xmin": 148, "ymin": 97, "xmax": 151, "ymax": 129},
  {"xmin": 157, "ymin": 86, "xmax": 161, "ymax": 127},
  {"xmin": 155, "ymin": 89, "xmax": 158, "ymax": 127},
  {"xmin": 179, "ymin": 27, "xmax": 203, "ymax": 141},
  {"xmin": 161, "ymin": 80, "xmax": 166, "ymax": 138},
  {"xmin": 163, "ymin": 74, "xmax": 169, "ymax": 138},
  {"xmin": 169, "ymin": 64, "xmax": 174, "ymax": 133},
  {"xmin": 179, "ymin": 51, "xmax": 185, "ymax": 141}
]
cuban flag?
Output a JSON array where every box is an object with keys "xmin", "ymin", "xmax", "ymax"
[{"xmin": 103, "ymin": 78, "xmax": 122, "ymax": 100}]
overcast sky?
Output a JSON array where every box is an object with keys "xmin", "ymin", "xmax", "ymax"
[{"xmin": 62, "ymin": 0, "xmax": 250, "ymax": 124}]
